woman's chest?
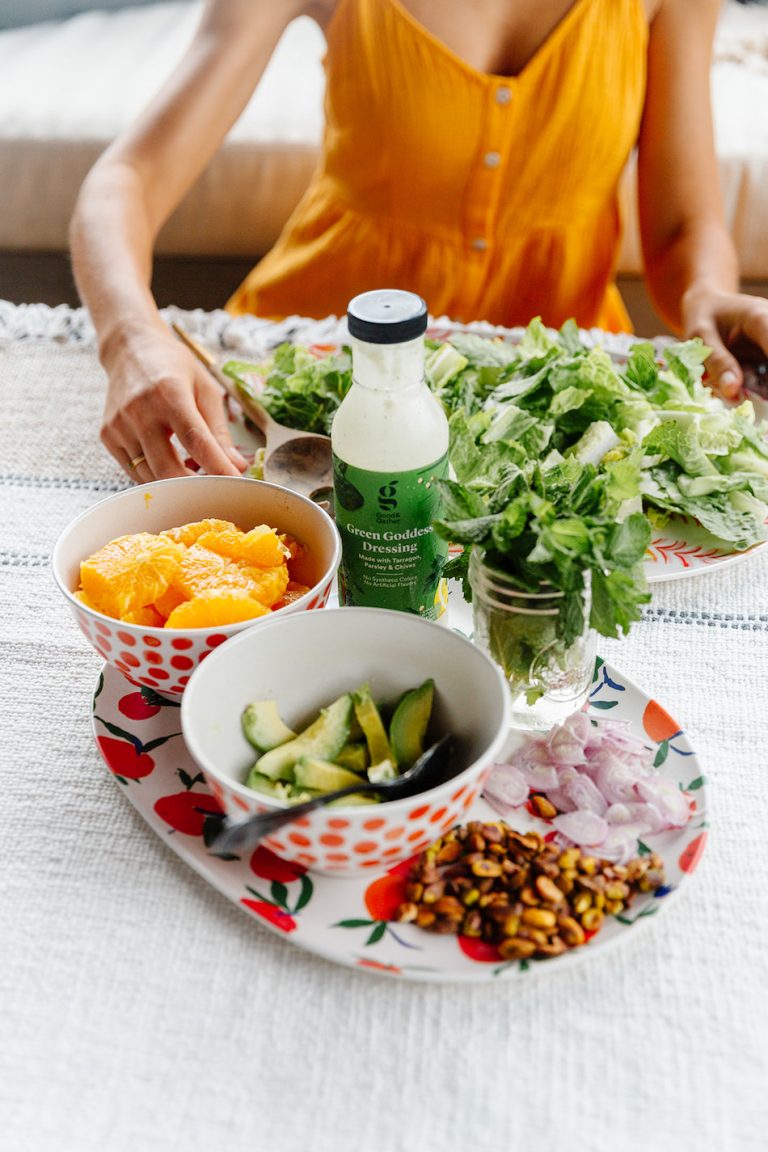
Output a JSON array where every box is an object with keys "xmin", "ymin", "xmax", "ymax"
[{"xmin": 319, "ymin": 0, "xmax": 657, "ymax": 79}]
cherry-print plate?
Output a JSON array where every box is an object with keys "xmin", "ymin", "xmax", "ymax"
[{"xmin": 91, "ymin": 657, "xmax": 709, "ymax": 982}]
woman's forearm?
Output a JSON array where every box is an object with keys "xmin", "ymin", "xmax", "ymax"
[
  {"xmin": 69, "ymin": 158, "xmax": 168, "ymax": 368},
  {"xmin": 642, "ymin": 217, "xmax": 740, "ymax": 335}
]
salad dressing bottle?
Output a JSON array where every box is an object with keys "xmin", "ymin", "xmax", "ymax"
[{"xmin": 332, "ymin": 289, "xmax": 449, "ymax": 618}]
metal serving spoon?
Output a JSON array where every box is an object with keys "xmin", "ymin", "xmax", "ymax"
[
  {"xmin": 210, "ymin": 736, "xmax": 453, "ymax": 856},
  {"xmin": 171, "ymin": 323, "xmax": 333, "ymax": 499}
]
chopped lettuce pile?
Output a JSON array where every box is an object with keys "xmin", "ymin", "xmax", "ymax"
[
  {"xmin": 223, "ymin": 318, "xmax": 768, "ymax": 643},
  {"xmin": 223, "ymin": 342, "xmax": 352, "ymax": 436},
  {"xmin": 425, "ymin": 320, "xmax": 768, "ymax": 555}
]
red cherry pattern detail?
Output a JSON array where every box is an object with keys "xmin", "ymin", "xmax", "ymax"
[
  {"xmin": 118, "ymin": 692, "xmax": 161, "ymax": 720},
  {"xmin": 241, "ymin": 899, "xmax": 297, "ymax": 933},
  {"xmin": 249, "ymin": 846, "xmax": 307, "ymax": 883},
  {"xmin": 386, "ymin": 853, "xmax": 422, "ymax": 878},
  {"xmin": 458, "ymin": 937, "xmax": 503, "ymax": 963},
  {"xmin": 153, "ymin": 791, "xmax": 224, "ymax": 836},
  {"xmin": 97, "ymin": 736, "xmax": 155, "ymax": 780}
]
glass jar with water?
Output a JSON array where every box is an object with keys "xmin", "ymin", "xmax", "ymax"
[{"xmin": 469, "ymin": 548, "xmax": 596, "ymax": 730}]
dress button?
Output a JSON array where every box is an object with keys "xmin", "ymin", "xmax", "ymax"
[
  {"xmin": 472, "ymin": 238, "xmax": 488, "ymax": 252},
  {"xmin": 495, "ymin": 85, "xmax": 512, "ymax": 105},
  {"xmin": 484, "ymin": 151, "xmax": 501, "ymax": 169}
]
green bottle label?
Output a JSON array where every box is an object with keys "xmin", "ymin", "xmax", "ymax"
[{"xmin": 333, "ymin": 453, "xmax": 449, "ymax": 618}]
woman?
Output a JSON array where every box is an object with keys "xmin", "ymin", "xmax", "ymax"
[{"xmin": 69, "ymin": 0, "xmax": 768, "ymax": 481}]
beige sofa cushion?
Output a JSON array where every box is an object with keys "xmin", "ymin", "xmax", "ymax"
[
  {"xmin": 0, "ymin": 1, "xmax": 324, "ymax": 256},
  {"xmin": 0, "ymin": 0, "xmax": 765, "ymax": 278}
]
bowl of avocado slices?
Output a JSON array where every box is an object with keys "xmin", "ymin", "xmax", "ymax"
[{"xmin": 180, "ymin": 606, "xmax": 511, "ymax": 875}]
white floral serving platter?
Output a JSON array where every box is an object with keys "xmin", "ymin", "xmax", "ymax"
[{"xmin": 91, "ymin": 657, "xmax": 708, "ymax": 983}]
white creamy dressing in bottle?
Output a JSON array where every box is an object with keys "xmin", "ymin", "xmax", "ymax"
[{"xmin": 331, "ymin": 290, "xmax": 450, "ymax": 618}]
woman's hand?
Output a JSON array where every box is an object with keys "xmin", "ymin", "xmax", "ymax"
[
  {"xmin": 638, "ymin": 0, "xmax": 768, "ymax": 402},
  {"xmin": 681, "ymin": 286, "xmax": 768, "ymax": 400},
  {"xmin": 100, "ymin": 325, "xmax": 248, "ymax": 481}
]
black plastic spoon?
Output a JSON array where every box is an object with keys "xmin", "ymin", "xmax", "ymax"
[{"xmin": 210, "ymin": 735, "xmax": 453, "ymax": 857}]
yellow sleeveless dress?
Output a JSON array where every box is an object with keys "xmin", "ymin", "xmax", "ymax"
[{"xmin": 227, "ymin": 0, "xmax": 648, "ymax": 331}]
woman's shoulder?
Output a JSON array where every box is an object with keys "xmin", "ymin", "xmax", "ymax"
[{"xmin": 647, "ymin": 0, "xmax": 720, "ymax": 23}]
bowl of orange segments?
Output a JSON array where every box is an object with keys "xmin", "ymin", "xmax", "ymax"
[{"xmin": 53, "ymin": 476, "xmax": 341, "ymax": 696}]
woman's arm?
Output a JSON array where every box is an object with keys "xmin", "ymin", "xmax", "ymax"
[
  {"xmin": 637, "ymin": 0, "xmax": 768, "ymax": 397},
  {"xmin": 70, "ymin": 0, "xmax": 314, "ymax": 479}
]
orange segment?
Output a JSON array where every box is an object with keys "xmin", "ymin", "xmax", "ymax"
[
  {"xmin": 123, "ymin": 604, "xmax": 166, "ymax": 628},
  {"xmin": 74, "ymin": 589, "xmax": 99, "ymax": 611},
  {"xmin": 80, "ymin": 533, "xmax": 184, "ymax": 619},
  {"xmin": 240, "ymin": 563, "xmax": 290, "ymax": 607},
  {"xmin": 153, "ymin": 585, "xmax": 187, "ymax": 620},
  {"xmin": 273, "ymin": 582, "xmax": 312, "ymax": 610},
  {"xmin": 163, "ymin": 519, "xmax": 236, "ymax": 547},
  {"xmin": 198, "ymin": 524, "xmax": 289, "ymax": 568},
  {"xmin": 165, "ymin": 589, "xmax": 271, "ymax": 629},
  {"xmin": 78, "ymin": 517, "xmax": 302, "ymax": 627},
  {"xmin": 173, "ymin": 544, "xmax": 253, "ymax": 598},
  {"xmin": 280, "ymin": 533, "xmax": 305, "ymax": 560}
]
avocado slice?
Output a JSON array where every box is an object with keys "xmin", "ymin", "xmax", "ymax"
[
  {"xmin": 389, "ymin": 679, "xmax": 434, "ymax": 770},
  {"xmin": 347, "ymin": 712, "xmax": 364, "ymax": 742},
  {"xmin": 252, "ymin": 692, "xmax": 353, "ymax": 781},
  {"xmin": 335, "ymin": 741, "xmax": 370, "ymax": 773},
  {"xmin": 352, "ymin": 683, "xmax": 394, "ymax": 767},
  {"xmin": 367, "ymin": 758, "xmax": 396, "ymax": 784},
  {"xmin": 244, "ymin": 772, "xmax": 319, "ymax": 805},
  {"xmin": 326, "ymin": 793, "xmax": 380, "ymax": 807},
  {"xmin": 241, "ymin": 699, "xmax": 297, "ymax": 752},
  {"xmin": 294, "ymin": 757, "xmax": 367, "ymax": 793}
]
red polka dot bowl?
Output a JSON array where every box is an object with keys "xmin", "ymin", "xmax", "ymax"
[
  {"xmin": 52, "ymin": 475, "xmax": 341, "ymax": 697},
  {"xmin": 180, "ymin": 606, "xmax": 512, "ymax": 876}
]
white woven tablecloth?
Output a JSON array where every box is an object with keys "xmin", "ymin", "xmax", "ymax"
[{"xmin": 1, "ymin": 305, "xmax": 767, "ymax": 1152}]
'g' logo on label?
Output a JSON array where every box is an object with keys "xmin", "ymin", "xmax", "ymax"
[{"xmin": 377, "ymin": 481, "xmax": 398, "ymax": 512}]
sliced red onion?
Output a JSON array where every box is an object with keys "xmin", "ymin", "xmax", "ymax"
[
  {"xmin": 636, "ymin": 777, "xmax": 691, "ymax": 828},
  {"xmin": 510, "ymin": 736, "xmax": 548, "ymax": 765},
  {"xmin": 545, "ymin": 713, "xmax": 591, "ymax": 764},
  {"xmin": 585, "ymin": 722, "xmax": 653, "ymax": 773},
  {"xmin": 552, "ymin": 810, "xmax": 609, "ymax": 846},
  {"xmin": 564, "ymin": 774, "xmax": 608, "ymax": 816},
  {"xmin": 586, "ymin": 718, "xmax": 638, "ymax": 748},
  {"xmin": 593, "ymin": 824, "xmax": 649, "ymax": 864},
  {"xmin": 516, "ymin": 763, "xmax": 561, "ymax": 792},
  {"xmin": 544, "ymin": 767, "xmax": 581, "ymax": 811},
  {"xmin": 482, "ymin": 715, "xmax": 690, "ymax": 857},
  {"xmin": 544, "ymin": 787, "xmax": 579, "ymax": 813},
  {"xmin": 483, "ymin": 763, "xmax": 529, "ymax": 812},
  {"xmin": 594, "ymin": 760, "xmax": 642, "ymax": 804},
  {"xmin": 606, "ymin": 801, "xmax": 667, "ymax": 834},
  {"xmin": 590, "ymin": 741, "xmax": 649, "ymax": 772}
]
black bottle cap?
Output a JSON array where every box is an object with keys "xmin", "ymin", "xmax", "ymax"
[{"xmin": 347, "ymin": 289, "xmax": 428, "ymax": 344}]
